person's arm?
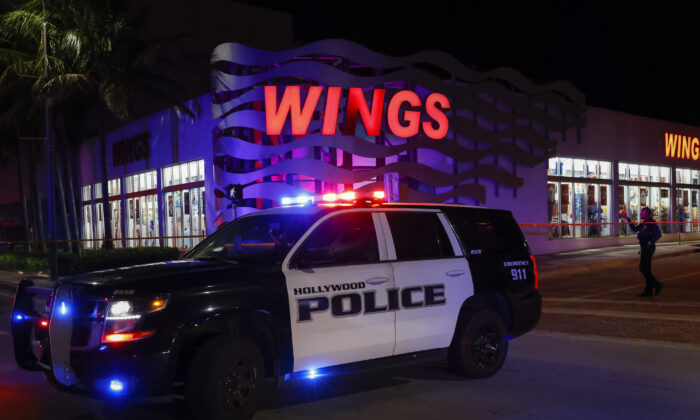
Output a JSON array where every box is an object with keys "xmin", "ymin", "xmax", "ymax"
[{"xmin": 619, "ymin": 210, "xmax": 640, "ymax": 232}]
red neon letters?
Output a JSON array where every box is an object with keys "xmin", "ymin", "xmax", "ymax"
[
  {"xmin": 264, "ymin": 86, "xmax": 450, "ymax": 139},
  {"xmin": 665, "ymin": 132, "xmax": 700, "ymax": 160},
  {"xmin": 265, "ymin": 86, "xmax": 322, "ymax": 135}
]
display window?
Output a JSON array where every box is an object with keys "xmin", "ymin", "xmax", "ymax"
[
  {"xmin": 547, "ymin": 180, "xmax": 611, "ymax": 238},
  {"xmin": 619, "ymin": 163, "xmax": 670, "ymax": 183},
  {"xmin": 83, "ymin": 179, "xmax": 121, "ymax": 248},
  {"xmin": 617, "ymin": 162, "xmax": 672, "ymax": 235},
  {"xmin": 163, "ymin": 159, "xmax": 206, "ymax": 248},
  {"xmin": 126, "ymin": 170, "xmax": 158, "ymax": 247},
  {"xmin": 675, "ymin": 188, "xmax": 699, "ymax": 233},
  {"xmin": 548, "ymin": 157, "xmax": 612, "ymax": 239},
  {"xmin": 619, "ymin": 186, "xmax": 671, "ymax": 234}
]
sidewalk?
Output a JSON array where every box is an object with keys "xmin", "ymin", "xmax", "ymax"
[
  {"xmin": 536, "ymin": 241, "xmax": 700, "ymax": 279},
  {"xmin": 0, "ymin": 270, "xmax": 47, "ymax": 293}
]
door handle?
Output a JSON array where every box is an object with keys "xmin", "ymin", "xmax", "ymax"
[
  {"xmin": 365, "ymin": 277, "xmax": 389, "ymax": 285},
  {"xmin": 446, "ymin": 270, "xmax": 465, "ymax": 277}
]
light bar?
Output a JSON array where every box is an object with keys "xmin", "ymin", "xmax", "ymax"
[
  {"xmin": 339, "ymin": 191, "xmax": 356, "ymax": 200},
  {"xmin": 280, "ymin": 195, "xmax": 314, "ymax": 206},
  {"xmin": 280, "ymin": 190, "xmax": 386, "ymax": 206}
]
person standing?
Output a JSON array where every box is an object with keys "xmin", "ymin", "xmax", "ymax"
[{"xmin": 620, "ymin": 207, "xmax": 663, "ymax": 297}]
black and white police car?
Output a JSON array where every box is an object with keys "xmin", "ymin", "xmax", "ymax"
[{"xmin": 12, "ymin": 191, "xmax": 541, "ymax": 419}]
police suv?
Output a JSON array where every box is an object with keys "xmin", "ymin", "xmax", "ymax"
[{"xmin": 12, "ymin": 192, "xmax": 541, "ymax": 420}]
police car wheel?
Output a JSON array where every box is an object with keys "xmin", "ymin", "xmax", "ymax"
[
  {"xmin": 448, "ymin": 309, "xmax": 508, "ymax": 378},
  {"xmin": 186, "ymin": 336, "xmax": 265, "ymax": 420}
]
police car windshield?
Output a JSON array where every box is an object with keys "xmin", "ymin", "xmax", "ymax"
[{"xmin": 188, "ymin": 214, "xmax": 313, "ymax": 264}]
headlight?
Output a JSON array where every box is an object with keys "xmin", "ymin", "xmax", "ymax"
[
  {"xmin": 109, "ymin": 301, "xmax": 133, "ymax": 317},
  {"xmin": 102, "ymin": 296, "xmax": 168, "ymax": 343}
]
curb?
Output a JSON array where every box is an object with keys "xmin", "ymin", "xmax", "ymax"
[{"xmin": 539, "ymin": 248, "xmax": 698, "ymax": 279}]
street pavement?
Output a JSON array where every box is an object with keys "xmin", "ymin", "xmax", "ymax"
[
  {"xmin": 0, "ymin": 242, "xmax": 699, "ymax": 419},
  {"xmin": 1, "ymin": 293, "xmax": 698, "ymax": 419}
]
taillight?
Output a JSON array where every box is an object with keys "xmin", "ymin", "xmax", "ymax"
[{"xmin": 529, "ymin": 254, "xmax": 538, "ymax": 290}]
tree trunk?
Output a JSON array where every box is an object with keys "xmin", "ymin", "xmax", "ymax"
[
  {"xmin": 99, "ymin": 111, "xmax": 114, "ymax": 249},
  {"xmin": 15, "ymin": 139, "xmax": 33, "ymax": 252},
  {"xmin": 54, "ymin": 155, "xmax": 72, "ymax": 252},
  {"xmin": 30, "ymin": 141, "xmax": 46, "ymax": 251},
  {"xmin": 56, "ymin": 108, "xmax": 82, "ymax": 256}
]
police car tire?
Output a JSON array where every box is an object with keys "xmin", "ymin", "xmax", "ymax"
[
  {"xmin": 186, "ymin": 336, "xmax": 265, "ymax": 420},
  {"xmin": 448, "ymin": 309, "xmax": 508, "ymax": 378}
]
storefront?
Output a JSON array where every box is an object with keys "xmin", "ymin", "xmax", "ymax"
[
  {"xmin": 544, "ymin": 107, "xmax": 700, "ymax": 252},
  {"xmin": 76, "ymin": 40, "xmax": 699, "ymax": 254},
  {"xmin": 78, "ymin": 96, "xmax": 214, "ymax": 249}
]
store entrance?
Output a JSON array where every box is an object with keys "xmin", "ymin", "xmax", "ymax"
[
  {"xmin": 620, "ymin": 185, "xmax": 670, "ymax": 235},
  {"xmin": 676, "ymin": 188, "xmax": 699, "ymax": 233},
  {"xmin": 549, "ymin": 181, "xmax": 610, "ymax": 238},
  {"xmin": 127, "ymin": 194, "xmax": 159, "ymax": 247}
]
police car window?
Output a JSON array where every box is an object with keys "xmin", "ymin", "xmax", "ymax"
[
  {"xmin": 386, "ymin": 212, "xmax": 453, "ymax": 260},
  {"xmin": 448, "ymin": 211, "xmax": 525, "ymax": 254},
  {"xmin": 292, "ymin": 212, "xmax": 379, "ymax": 268},
  {"xmin": 188, "ymin": 214, "xmax": 312, "ymax": 264}
]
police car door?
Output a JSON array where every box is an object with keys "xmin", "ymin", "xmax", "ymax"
[
  {"xmin": 380, "ymin": 210, "xmax": 472, "ymax": 355},
  {"xmin": 283, "ymin": 209, "xmax": 395, "ymax": 372}
]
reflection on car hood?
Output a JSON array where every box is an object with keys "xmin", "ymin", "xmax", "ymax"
[{"xmin": 61, "ymin": 259, "xmax": 245, "ymax": 291}]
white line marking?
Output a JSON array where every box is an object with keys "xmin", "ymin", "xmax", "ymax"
[
  {"xmin": 544, "ymin": 297, "xmax": 700, "ymax": 308},
  {"xmin": 530, "ymin": 330, "xmax": 700, "ymax": 351},
  {"xmin": 542, "ymin": 307, "xmax": 700, "ymax": 322},
  {"xmin": 574, "ymin": 270, "xmax": 700, "ymax": 299}
]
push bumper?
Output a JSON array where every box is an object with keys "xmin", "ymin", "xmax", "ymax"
[{"xmin": 12, "ymin": 280, "xmax": 173, "ymax": 398}]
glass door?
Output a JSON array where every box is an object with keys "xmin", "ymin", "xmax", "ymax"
[
  {"xmin": 110, "ymin": 201, "xmax": 122, "ymax": 248},
  {"xmin": 548, "ymin": 183, "xmax": 560, "ymax": 238},
  {"xmin": 677, "ymin": 189, "xmax": 693, "ymax": 232},
  {"xmin": 82, "ymin": 205, "xmax": 94, "ymax": 249},
  {"xmin": 560, "ymin": 182, "xmax": 572, "ymax": 238},
  {"xmin": 573, "ymin": 183, "xmax": 586, "ymax": 238},
  {"xmin": 693, "ymin": 190, "xmax": 699, "ymax": 232}
]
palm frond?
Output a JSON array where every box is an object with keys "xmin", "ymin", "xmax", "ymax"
[
  {"xmin": 99, "ymin": 79, "xmax": 131, "ymax": 120},
  {"xmin": 0, "ymin": 46, "xmax": 33, "ymax": 65},
  {"xmin": 0, "ymin": 9, "xmax": 44, "ymax": 43},
  {"xmin": 39, "ymin": 73, "xmax": 94, "ymax": 104}
]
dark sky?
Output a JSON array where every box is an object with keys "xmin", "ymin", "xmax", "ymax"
[{"xmin": 250, "ymin": 1, "xmax": 700, "ymax": 127}]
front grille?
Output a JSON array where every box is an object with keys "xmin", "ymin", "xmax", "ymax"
[
  {"xmin": 50, "ymin": 286, "xmax": 108, "ymax": 350},
  {"xmin": 70, "ymin": 296, "xmax": 108, "ymax": 349}
]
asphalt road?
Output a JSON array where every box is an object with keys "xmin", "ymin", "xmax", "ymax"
[{"xmin": 1, "ymin": 254, "xmax": 699, "ymax": 420}]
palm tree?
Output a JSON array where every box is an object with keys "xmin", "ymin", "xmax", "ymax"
[{"xmin": 1, "ymin": 0, "xmax": 196, "ymax": 252}]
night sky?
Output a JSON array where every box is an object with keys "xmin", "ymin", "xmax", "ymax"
[{"xmin": 258, "ymin": 1, "xmax": 700, "ymax": 127}]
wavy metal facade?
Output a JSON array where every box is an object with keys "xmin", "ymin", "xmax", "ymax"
[{"xmin": 210, "ymin": 39, "xmax": 584, "ymax": 224}]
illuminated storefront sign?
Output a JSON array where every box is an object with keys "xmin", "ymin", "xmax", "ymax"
[
  {"xmin": 113, "ymin": 132, "xmax": 151, "ymax": 167},
  {"xmin": 264, "ymin": 86, "xmax": 450, "ymax": 139},
  {"xmin": 665, "ymin": 132, "xmax": 700, "ymax": 160}
]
